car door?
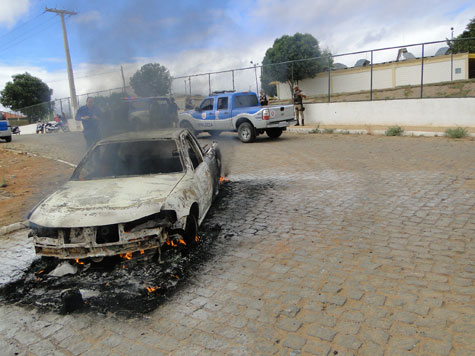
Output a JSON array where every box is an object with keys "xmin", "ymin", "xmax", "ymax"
[
  {"xmin": 183, "ymin": 134, "xmax": 213, "ymax": 220},
  {"xmin": 215, "ymin": 96, "xmax": 233, "ymax": 130}
]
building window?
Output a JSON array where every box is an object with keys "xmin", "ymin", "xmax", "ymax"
[{"xmin": 455, "ymin": 68, "xmax": 461, "ymax": 74}]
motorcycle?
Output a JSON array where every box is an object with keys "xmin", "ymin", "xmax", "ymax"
[
  {"xmin": 12, "ymin": 126, "xmax": 20, "ymax": 135},
  {"xmin": 45, "ymin": 121, "xmax": 60, "ymax": 133}
]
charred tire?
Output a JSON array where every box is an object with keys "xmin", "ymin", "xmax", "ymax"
[
  {"xmin": 180, "ymin": 121, "xmax": 198, "ymax": 136},
  {"xmin": 183, "ymin": 214, "xmax": 198, "ymax": 245},
  {"xmin": 266, "ymin": 128, "xmax": 283, "ymax": 139},
  {"xmin": 237, "ymin": 122, "xmax": 256, "ymax": 143}
]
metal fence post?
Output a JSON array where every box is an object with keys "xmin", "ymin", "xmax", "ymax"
[
  {"xmin": 232, "ymin": 70, "xmax": 235, "ymax": 91},
  {"xmin": 328, "ymin": 57, "xmax": 331, "ymax": 103},
  {"xmin": 208, "ymin": 73, "xmax": 211, "ymax": 95},
  {"xmin": 291, "ymin": 62, "xmax": 294, "ymax": 84},
  {"xmin": 370, "ymin": 50, "xmax": 373, "ymax": 101},
  {"xmin": 188, "ymin": 77, "xmax": 191, "ymax": 96},
  {"xmin": 420, "ymin": 44, "xmax": 424, "ymax": 98}
]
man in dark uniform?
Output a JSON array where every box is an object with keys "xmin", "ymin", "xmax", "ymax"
[
  {"xmin": 75, "ymin": 97, "xmax": 101, "ymax": 147},
  {"xmin": 293, "ymin": 85, "xmax": 306, "ymax": 126}
]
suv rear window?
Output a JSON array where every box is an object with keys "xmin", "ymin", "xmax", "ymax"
[{"xmin": 233, "ymin": 94, "xmax": 258, "ymax": 108}]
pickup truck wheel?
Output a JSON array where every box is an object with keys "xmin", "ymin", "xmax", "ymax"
[
  {"xmin": 238, "ymin": 122, "xmax": 256, "ymax": 143},
  {"xmin": 5, "ymin": 136, "xmax": 12, "ymax": 142},
  {"xmin": 266, "ymin": 128, "xmax": 283, "ymax": 139},
  {"xmin": 183, "ymin": 214, "xmax": 198, "ymax": 245}
]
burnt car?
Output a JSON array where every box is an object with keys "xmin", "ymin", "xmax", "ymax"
[{"xmin": 28, "ymin": 128, "xmax": 221, "ymax": 260}]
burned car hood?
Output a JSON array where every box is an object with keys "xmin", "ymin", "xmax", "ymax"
[{"xmin": 29, "ymin": 173, "xmax": 185, "ymax": 228}]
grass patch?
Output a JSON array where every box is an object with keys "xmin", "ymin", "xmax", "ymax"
[
  {"xmin": 444, "ymin": 127, "xmax": 468, "ymax": 139},
  {"xmin": 385, "ymin": 126, "xmax": 404, "ymax": 136},
  {"xmin": 322, "ymin": 128, "xmax": 335, "ymax": 134}
]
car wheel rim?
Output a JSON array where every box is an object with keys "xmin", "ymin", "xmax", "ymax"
[{"xmin": 242, "ymin": 128, "xmax": 249, "ymax": 139}]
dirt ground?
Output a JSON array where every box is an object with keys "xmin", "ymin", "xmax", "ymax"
[{"xmin": 0, "ymin": 148, "xmax": 74, "ymax": 226}]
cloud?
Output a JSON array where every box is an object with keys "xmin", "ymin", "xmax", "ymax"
[
  {"xmin": 72, "ymin": 10, "xmax": 101, "ymax": 25},
  {"xmin": 0, "ymin": 0, "xmax": 30, "ymax": 28}
]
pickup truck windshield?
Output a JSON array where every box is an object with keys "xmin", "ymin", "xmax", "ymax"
[
  {"xmin": 73, "ymin": 139, "xmax": 183, "ymax": 180},
  {"xmin": 233, "ymin": 94, "xmax": 258, "ymax": 108}
]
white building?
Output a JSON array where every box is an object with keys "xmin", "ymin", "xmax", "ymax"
[{"xmin": 276, "ymin": 52, "xmax": 475, "ymax": 100}]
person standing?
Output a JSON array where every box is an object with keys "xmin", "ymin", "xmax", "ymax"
[
  {"xmin": 259, "ymin": 90, "xmax": 268, "ymax": 106},
  {"xmin": 75, "ymin": 97, "xmax": 102, "ymax": 148},
  {"xmin": 185, "ymin": 96, "xmax": 194, "ymax": 110},
  {"xmin": 293, "ymin": 85, "xmax": 306, "ymax": 126}
]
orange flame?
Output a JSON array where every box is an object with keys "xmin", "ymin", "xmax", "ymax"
[
  {"xmin": 140, "ymin": 250, "xmax": 145, "ymax": 254},
  {"xmin": 166, "ymin": 238, "xmax": 177, "ymax": 247},
  {"xmin": 219, "ymin": 176, "xmax": 230, "ymax": 184},
  {"xmin": 195, "ymin": 235, "xmax": 200, "ymax": 242},
  {"xmin": 172, "ymin": 274, "xmax": 180, "ymax": 279},
  {"xmin": 36, "ymin": 270, "xmax": 45, "ymax": 275},
  {"xmin": 120, "ymin": 252, "xmax": 133, "ymax": 260},
  {"xmin": 75, "ymin": 259, "xmax": 85, "ymax": 265},
  {"xmin": 122, "ymin": 264, "xmax": 128, "ymax": 270},
  {"xmin": 146, "ymin": 286, "xmax": 161, "ymax": 293},
  {"xmin": 178, "ymin": 239, "xmax": 186, "ymax": 246}
]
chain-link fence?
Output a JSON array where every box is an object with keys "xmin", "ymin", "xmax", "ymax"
[
  {"xmin": 10, "ymin": 37, "xmax": 475, "ymax": 121},
  {"xmin": 171, "ymin": 37, "xmax": 475, "ymax": 105}
]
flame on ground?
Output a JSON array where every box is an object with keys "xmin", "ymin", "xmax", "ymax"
[
  {"xmin": 75, "ymin": 259, "xmax": 85, "ymax": 265},
  {"xmin": 166, "ymin": 238, "xmax": 177, "ymax": 247},
  {"xmin": 36, "ymin": 270, "xmax": 44, "ymax": 275},
  {"xmin": 178, "ymin": 239, "xmax": 186, "ymax": 246},
  {"xmin": 120, "ymin": 252, "xmax": 133, "ymax": 260},
  {"xmin": 146, "ymin": 286, "xmax": 161, "ymax": 293},
  {"xmin": 140, "ymin": 250, "xmax": 145, "ymax": 254},
  {"xmin": 219, "ymin": 176, "xmax": 230, "ymax": 184},
  {"xmin": 195, "ymin": 235, "xmax": 200, "ymax": 242}
]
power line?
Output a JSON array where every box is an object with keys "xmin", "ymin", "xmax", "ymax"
[
  {"xmin": 0, "ymin": 11, "xmax": 46, "ymax": 41},
  {"xmin": 0, "ymin": 16, "xmax": 57, "ymax": 54},
  {"xmin": 46, "ymin": 69, "xmax": 121, "ymax": 84}
]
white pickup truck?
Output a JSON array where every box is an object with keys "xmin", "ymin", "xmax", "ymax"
[{"xmin": 178, "ymin": 91, "xmax": 296, "ymax": 143}]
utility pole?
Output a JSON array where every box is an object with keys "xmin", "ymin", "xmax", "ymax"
[{"xmin": 45, "ymin": 7, "xmax": 78, "ymax": 116}]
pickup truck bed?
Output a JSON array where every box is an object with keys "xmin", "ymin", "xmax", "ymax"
[{"xmin": 178, "ymin": 91, "xmax": 296, "ymax": 143}]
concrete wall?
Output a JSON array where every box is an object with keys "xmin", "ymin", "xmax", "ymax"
[
  {"xmin": 276, "ymin": 53, "xmax": 470, "ymax": 100},
  {"xmin": 303, "ymin": 98, "xmax": 475, "ymax": 127}
]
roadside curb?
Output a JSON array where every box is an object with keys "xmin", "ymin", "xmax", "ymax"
[
  {"xmin": 0, "ymin": 220, "xmax": 29, "ymax": 236},
  {"xmin": 3, "ymin": 148, "xmax": 77, "ymax": 168},
  {"xmin": 287, "ymin": 127, "xmax": 475, "ymax": 137}
]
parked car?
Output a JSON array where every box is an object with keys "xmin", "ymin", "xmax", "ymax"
[
  {"xmin": 28, "ymin": 128, "xmax": 222, "ymax": 260},
  {"xmin": 124, "ymin": 96, "xmax": 178, "ymax": 131},
  {"xmin": 0, "ymin": 119, "xmax": 12, "ymax": 142},
  {"xmin": 178, "ymin": 91, "xmax": 296, "ymax": 143}
]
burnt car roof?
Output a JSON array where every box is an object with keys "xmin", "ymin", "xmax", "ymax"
[{"xmin": 98, "ymin": 128, "xmax": 188, "ymax": 144}]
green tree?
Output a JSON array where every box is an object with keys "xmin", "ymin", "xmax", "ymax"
[
  {"xmin": 0, "ymin": 72, "xmax": 52, "ymax": 122},
  {"xmin": 261, "ymin": 33, "xmax": 331, "ymax": 97},
  {"xmin": 448, "ymin": 17, "xmax": 475, "ymax": 53},
  {"xmin": 130, "ymin": 63, "xmax": 172, "ymax": 97}
]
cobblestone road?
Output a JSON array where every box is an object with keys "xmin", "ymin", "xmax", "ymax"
[{"xmin": 1, "ymin": 132, "xmax": 474, "ymax": 355}]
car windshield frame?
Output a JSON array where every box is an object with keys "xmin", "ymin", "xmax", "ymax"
[{"xmin": 71, "ymin": 138, "xmax": 185, "ymax": 181}]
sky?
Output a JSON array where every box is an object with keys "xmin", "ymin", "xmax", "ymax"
[{"xmin": 0, "ymin": 0, "xmax": 473, "ymax": 110}]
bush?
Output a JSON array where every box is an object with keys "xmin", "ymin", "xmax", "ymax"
[
  {"xmin": 444, "ymin": 127, "xmax": 468, "ymax": 139},
  {"xmin": 385, "ymin": 126, "xmax": 404, "ymax": 136},
  {"xmin": 322, "ymin": 128, "xmax": 335, "ymax": 134}
]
